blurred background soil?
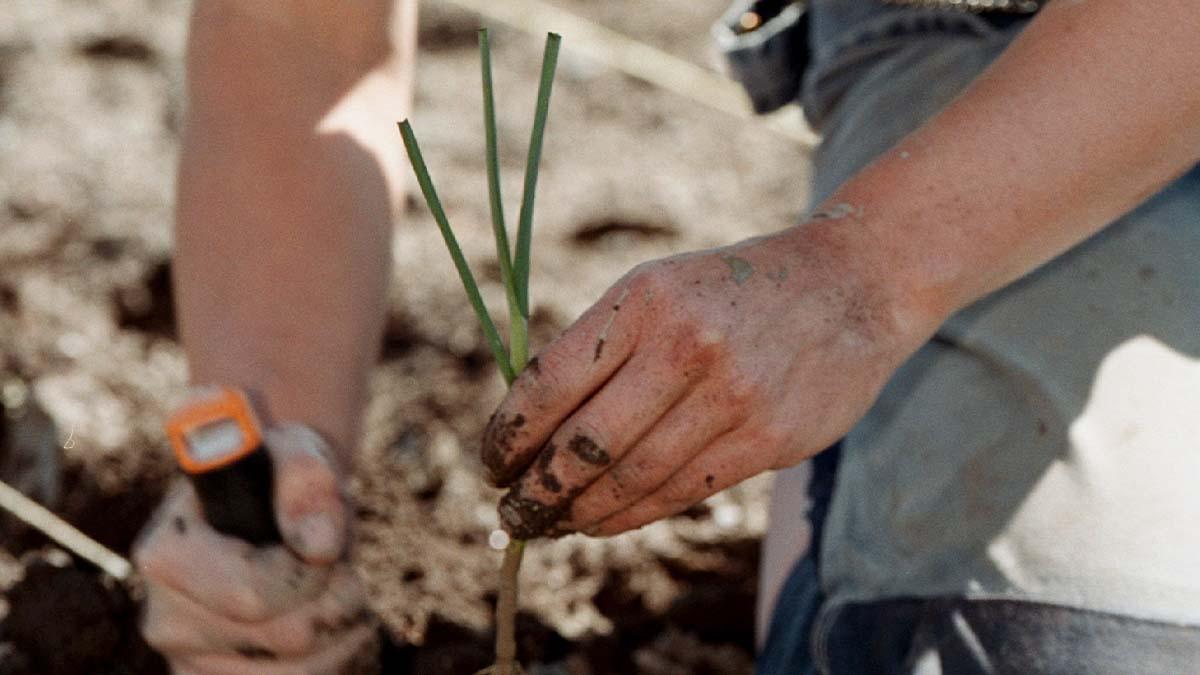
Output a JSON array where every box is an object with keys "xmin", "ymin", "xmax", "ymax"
[{"xmin": 0, "ymin": 0, "xmax": 812, "ymax": 672}]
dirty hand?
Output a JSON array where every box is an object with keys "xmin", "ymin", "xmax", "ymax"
[
  {"xmin": 482, "ymin": 217, "xmax": 930, "ymax": 538},
  {"xmin": 134, "ymin": 424, "xmax": 376, "ymax": 674}
]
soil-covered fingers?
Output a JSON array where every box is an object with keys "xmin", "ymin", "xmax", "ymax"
[
  {"xmin": 495, "ymin": 348, "xmax": 697, "ymax": 539},
  {"xmin": 556, "ymin": 383, "xmax": 741, "ymax": 533},
  {"xmin": 143, "ymin": 564, "xmax": 374, "ymax": 664},
  {"xmin": 587, "ymin": 430, "xmax": 776, "ymax": 536},
  {"xmin": 481, "ymin": 282, "xmax": 642, "ymax": 487},
  {"xmin": 135, "ymin": 481, "xmax": 332, "ymax": 622}
]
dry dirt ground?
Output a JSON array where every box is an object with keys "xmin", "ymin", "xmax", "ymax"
[{"xmin": 0, "ymin": 0, "xmax": 812, "ymax": 672}]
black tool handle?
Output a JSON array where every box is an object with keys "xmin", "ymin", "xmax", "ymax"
[{"xmin": 189, "ymin": 446, "xmax": 282, "ymax": 546}]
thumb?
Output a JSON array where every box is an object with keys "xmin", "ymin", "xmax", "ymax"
[{"xmin": 266, "ymin": 423, "xmax": 348, "ymax": 565}]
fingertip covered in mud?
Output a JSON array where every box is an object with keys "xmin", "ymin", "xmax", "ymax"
[{"xmin": 481, "ymin": 411, "xmax": 528, "ymax": 487}]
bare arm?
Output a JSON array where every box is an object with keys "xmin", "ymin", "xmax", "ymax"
[
  {"xmin": 136, "ymin": 3, "xmax": 417, "ymax": 670},
  {"xmin": 831, "ymin": 0, "xmax": 1200, "ymax": 332},
  {"xmin": 482, "ymin": 0, "xmax": 1200, "ymax": 540},
  {"xmin": 175, "ymin": 0, "xmax": 417, "ymax": 462}
]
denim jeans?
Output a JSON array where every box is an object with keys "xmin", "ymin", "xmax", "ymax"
[{"xmin": 757, "ymin": 2, "xmax": 1200, "ymax": 673}]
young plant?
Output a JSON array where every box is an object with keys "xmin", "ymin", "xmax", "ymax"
[{"xmin": 398, "ymin": 28, "xmax": 561, "ymax": 675}]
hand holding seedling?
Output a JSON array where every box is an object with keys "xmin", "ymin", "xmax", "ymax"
[
  {"xmin": 399, "ymin": 28, "xmax": 560, "ymax": 675},
  {"xmin": 398, "ymin": 29, "xmax": 920, "ymax": 671},
  {"xmin": 483, "ymin": 214, "xmax": 924, "ymax": 538},
  {"xmin": 134, "ymin": 424, "xmax": 376, "ymax": 673}
]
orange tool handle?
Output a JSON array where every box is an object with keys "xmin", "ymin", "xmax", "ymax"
[{"xmin": 166, "ymin": 388, "xmax": 281, "ymax": 546}]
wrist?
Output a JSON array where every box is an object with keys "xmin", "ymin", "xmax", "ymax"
[{"xmin": 774, "ymin": 202, "xmax": 945, "ymax": 372}]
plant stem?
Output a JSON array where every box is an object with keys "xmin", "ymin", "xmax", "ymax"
[
  {"xmin": 480, "ymin": 28, "xmax": 530, "ymax": 377},
  {"xmin": 508, "ymin": 310, "xmax": 528, "ymax": 384},
  {"xmin": 494, "ymin": 335, "xmax": 527, "ymax": 670},
  {"xmin": 493, "ymin": 539, "xmax": 526, "ymax": 666},
  {"xmin": 406, "ymin": 32, "xmax": 561, "ymax": 674},
  {"xmin": 513, "ymin": 33, "xmax": 561, "ymax": 318},
  {"xmin": 489, "ymin": 34, "xmax": 560, "ymax": 673}
]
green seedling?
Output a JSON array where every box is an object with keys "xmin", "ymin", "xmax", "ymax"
[{"xmin": 399, "ymin": 28, "xmax": 561, "ymax": 675}]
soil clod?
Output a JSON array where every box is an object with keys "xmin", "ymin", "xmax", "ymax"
[{"xmin": 0, "ymin": 559, "xmax": 167, "ymax": 675}]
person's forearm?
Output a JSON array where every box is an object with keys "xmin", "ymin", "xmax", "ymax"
[
  {"xmin": 175, "ymin": 0, "xmax": 417, "ymax": 462},
  {"xmin": 805, "ymin": 0, "xmax": 1200, "ymax": 340}
]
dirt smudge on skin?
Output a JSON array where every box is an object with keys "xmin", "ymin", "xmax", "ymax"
[
  {"xmin": 705, "ymin": 475, "xmax": 715, "ymax": 489},
  {"xmin": 498, "ymin": 486, "xmax": 583, "ymax": 540},
  {"xmin": 594, "ymin": 288, "xmax": 629, "ymax": 362},
  {"xmin": 568, "ymin": 434, "xmax": 610, "ymax": 466},
  {"xmin": 171, "ymin": 515, "xmax": 186, "ymax": 535},
  {"xmin": 721, "ymin": 256, "xmax": 754, "ymax": 286},
  {"xmin": 499, "ymin": 437, "xmax": 609, "ymax": 535},
  {"xmin": 481, "ymin": 412, "xmax": 526, "ymax": 486},
  {"xmin": 535, "ymin": 443, "xmax": 562, "ymax": 493}
]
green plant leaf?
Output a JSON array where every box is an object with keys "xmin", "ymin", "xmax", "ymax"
[
  {"xmin": 479, "ymin": 28, "xmax": 530, "ymax": 373},
  {"xmin": 479, "ymin": 28, "xmax": 515, "ymax": 293},
  {"xmin": 513, "ymin": 32, "xmax": 561, "ymax": 319},
  {"xmin": 398, "ymin": 119, "xmax": 516, "ymax": 384}
]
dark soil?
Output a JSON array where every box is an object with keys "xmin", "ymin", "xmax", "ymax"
[
  {"xmin": 0, "ymin": 556, "xmax": 166, "ymax": 675},
  {"xmin": 0, "ymin": 0, "xmax": 811, "ymax": 672}
]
